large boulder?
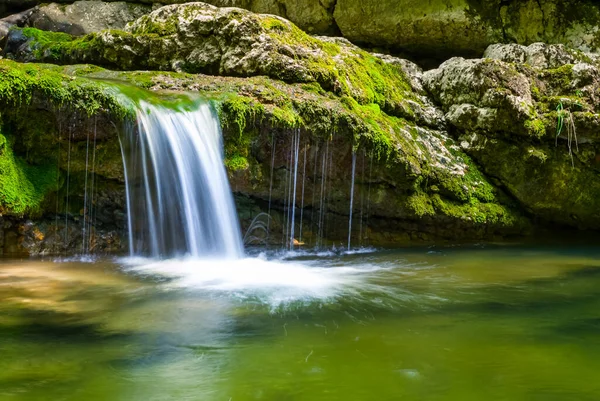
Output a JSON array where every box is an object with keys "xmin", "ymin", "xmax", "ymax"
[
  {"xmin": 334, "ymin": 0, "xmax": 600, "ymax": 61},
  {"xmin": 3, "ymin": 2, "xmax": 441, "ymax": 128},
  {"xmin": 424, "ymin": 43, "xmax": 600, "ymax": 229},
  {"xmin": 4, "ymin": 0, "xmax": 600, "ymax": 61},
  {"xmin": 28, "ymin": 1, "xmax": 151, "ymax": 35},
  {"xmin": 0, "ymin": 0, "xmax": 336, "ymax": 34}
]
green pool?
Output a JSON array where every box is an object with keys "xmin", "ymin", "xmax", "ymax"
[{"xmin": 2, "ymin": 245, "xmax": 600, "ymax": 400}]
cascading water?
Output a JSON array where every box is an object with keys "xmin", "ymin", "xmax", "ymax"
[{"xmin": 120, "ymin": 99, "xmax": 244, "ymax": 259}]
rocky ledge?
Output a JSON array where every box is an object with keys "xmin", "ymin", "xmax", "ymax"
[{"xmin": 0, "ymin": 2, "xmax": 599, "ymax": 254}]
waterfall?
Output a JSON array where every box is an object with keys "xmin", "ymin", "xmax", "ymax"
[{"xmin": 120, "ymin": 100, "xmax": 244, "ymax": 259}]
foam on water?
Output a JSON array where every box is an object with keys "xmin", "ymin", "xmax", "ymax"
[{"xmin": 119, "ymin": 255, "xmax": 385, "ymax": 306}]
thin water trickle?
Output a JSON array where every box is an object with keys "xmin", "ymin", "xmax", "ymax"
[
  {"xmin": 317, "ymin": 140, "xmax": 329, "ymax": 248},
  {"xmin": 266, "ymin": 134, "xmax": 276, "ymax": 242},
  {"xmin": 88, "ymin": 117, "xmax": 98, "ymax": 252},
  {"xmin": 64, "ymin": 126, "xmax": 72, "ymax": 247},
  {"xmin": 82, "ymin": 119, "xmax": 91, "ymax": 254},
  {"xmin": 289, "ymin": 129, "xmax": 300, "ymax": 250},
  {"xmin": 348, "ymin": 151, "xmax": 356, "ymax": 251},
  {"xmin": 359, "ymin": 150, "xmax": 366, "ymax": 247},
  {"xmin": 365, "ymin": 152, "xmax": 374, "ymax": 247},
  {"xmin": 120, "ymin": 100, "xmax": 243, "ymax": 259},
  {"xmin": 54, "ymin": 121, "xmax": 62, "ymax": 255},
  {"xmin": 299, "ymin": 141, "xmax": 307, "ymax": 244}
]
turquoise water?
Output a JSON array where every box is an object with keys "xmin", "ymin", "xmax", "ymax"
[{"xmin": 1, "ymin": 245, "xmax": 600, "ymax": 400}]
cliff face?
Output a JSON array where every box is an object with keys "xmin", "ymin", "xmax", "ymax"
[{"xmin": 1, "ymin": 2, "xmax": 600, "ymax": 255}]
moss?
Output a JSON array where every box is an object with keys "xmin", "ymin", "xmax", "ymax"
[
  {"xmin": 218, "ymin": 95, "xmax": 265, "ymax": 136},
  {"xmin": 407, "ymin": 193, "xmax": 435, "ymax": 217},
  {"xmin": 0, "ymin": 128, "xmax": 58, "ymax": 216},
  {"xmin": 225, "ymin": 155, "xmax": 250, "ymax": 172},
  {"xmin": 0, "ymin": 60, "xmax": 136, "ymax": 216},
  {"xmin": 525, "ymin": 118, "xmax": 546, "ymax": 137},
  {"xmin": 271, "ymin": 104, "xmax": 303, "ymax": 128},
  {"xmin": 0, "ymin": 59, "xmax": 132, "ymax": 119},
  {"xmin": 540, "ymin": 64, "xmax": 575, "ymax": 93},
  {"xmin": 14, "ymin": 13, "xmax": 419, "ymax": 123}
]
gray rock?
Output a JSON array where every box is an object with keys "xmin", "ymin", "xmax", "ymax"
[
  {"xmin": 484, "ymin": 43, "xmax": 589, "ymax": 69},
  {"xmin": 29, "ymin": 1, "xmax": 151, "ymax": 35},
  {"xmin": 0, "ymin": 7, "xmax": 37, "ymax": 49},
  {"xmin": 423, "ymin": 57, "xmax": 534, "ymax": 136}
]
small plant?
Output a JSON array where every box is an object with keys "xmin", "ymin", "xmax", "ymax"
[{"xmin": 555, "ymin": 100, "xmax": 578, "ymax": 168}]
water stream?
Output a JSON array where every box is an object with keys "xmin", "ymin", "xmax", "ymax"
[{"xmin": 120, "ymin": 99, "xmax": 243, "ymax": 259}]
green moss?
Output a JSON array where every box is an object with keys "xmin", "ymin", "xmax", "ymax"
[
  {"xmin": 225, "ymin": 155, "xmax": 250, "ymax": 171},
  {"xmin": 525, "ymin": 118, "xmax": 546, "ymax": 137},
  {"xmin": 0, "ymin": 59, "xmax": 132, "ymax": 119},
  {"xmin": 0, "ymin": 130, "xmax": 58, "ymax": 216},
  {"xmin": 271, "ymin": 104, "xmax": 303, "ymax": 128},
  {"xmin": 218, "ymin": 95, "xmax": 265, "ymax": 136},
  {"xmin": 540, "ymin": 64, "xmax": 575, "ymax": 92},
  {"xmin": 407, "ymin": 193, "xmax": 436, "ymax": 217}
]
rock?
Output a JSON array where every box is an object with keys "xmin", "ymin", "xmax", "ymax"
[
  {"xmin": 0, "ymin": 57, "xmax": 530, "ymax": 245},
  {"xmin": 334, "ymin": 0, "xmax": 492, "ymax": 61},
  {"xmin": 4, "ymin": 0, "xmax": 600, "ymax": 61},
  {"xmin": 4, "ymin": 2, "xmax": 439, "ymax": 129},
  {"xmin": 28, "ymin": 1, "xmax": 151, "ymax": 35},
  {"xmin": 483, "ymin": 43, "xmax": 594, "ymax": 69},
  {"xmin": 423, "ymin": 57, "xmax": 535, "ymax": 136},
  {"xmin": 334, "ymin": 0, "xmax": 600, "ymax": 61},
  {"xmin": 0, "ymin": 7, "xmax": 37, "ymax": 48},
  {"xmin": 1, "ymin": 0, "xmax": 336, "ymax": 34},
  {"xmin": 424, "ymin": 43, "xmax": 600, "ymax": 229}
]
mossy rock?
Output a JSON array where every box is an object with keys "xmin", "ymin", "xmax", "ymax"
[{"xmin": 425, "ymin": 43, "xmax": 600, "ymax": 230}]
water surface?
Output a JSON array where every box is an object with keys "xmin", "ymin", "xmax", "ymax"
[{"xmin": 2, "ymin": 245, "xmax": 600, "ymax": 400}]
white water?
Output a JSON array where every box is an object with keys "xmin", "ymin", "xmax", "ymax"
[{"xmin": 120, "ymin": 100, "xmax": 243, "ymax": 259}]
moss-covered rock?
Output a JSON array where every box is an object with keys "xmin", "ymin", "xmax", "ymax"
[
  {"xmin": 5, "ymin": 0, "xmax": 600, "ymax": 62},
  {"xmin": 0, "ymin": 57, "xmax": 530, "ymax": 252},
  {"xmin": 334, "ymin": 0, "xmax": 600, "ymax": 61},
  {"xmin": 424, "ymin": 43, "xmax": 600, "ymax": 229},
  {"xmin": 4, "ymin": 3, "xmax": 435, "ymax": 126}
]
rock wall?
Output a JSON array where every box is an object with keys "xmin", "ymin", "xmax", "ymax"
[{"xmin": 3, "ymin": 0, "xmax": 600, "ymax": 63}]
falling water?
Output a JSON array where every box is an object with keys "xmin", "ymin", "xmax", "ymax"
[
  {"xmin": 348, "ymin": 151, "xmax": 356, "ymax": 251},
  {"xmin": 81, "ymin": 118, "xmax": 91, "ymax": 254},
  {"xmin": 120, "ymin": 100, "xmax": 244, "ymax": 259},
  {"xmin": 298, "ymin": 141, "xmax": 307, "ymax": 244},
  {"xmin": 317, "ymin": 140, "xmax": 329, "ymax": 248},
  {"xmin": 64, "ymin": 126, "xmax": 72, "ymax": 247},
  {"xmin": 289, "ymin": 129, "xmax": 300, "ymax": 250},
  {"xmin": 266, "ymin": 134, "xmax": 276, "ymax": 242}
]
